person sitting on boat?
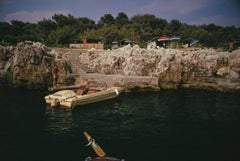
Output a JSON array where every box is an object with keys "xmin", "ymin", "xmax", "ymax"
[{"xmin": 82, "ymin": 86, "xmax": 89, "ymax": 95}]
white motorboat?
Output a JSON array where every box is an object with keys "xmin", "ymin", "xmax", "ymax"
[{"xmin": 44, "ymin": 87, "xmax": 123, "ymax": 109}]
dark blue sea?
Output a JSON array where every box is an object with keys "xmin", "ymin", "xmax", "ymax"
[{"xmin": 1, "ymin": 88, "xmax": 240, "ymax": 161}]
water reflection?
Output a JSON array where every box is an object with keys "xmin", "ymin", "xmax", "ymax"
[{"xmin": 45, "ymin": 109, "xmax": 76, "ymax": 135}]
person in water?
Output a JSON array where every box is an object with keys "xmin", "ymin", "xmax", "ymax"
[{"xmin": 52, "ymin": 63, "xmax": 59, "ymax": 86}]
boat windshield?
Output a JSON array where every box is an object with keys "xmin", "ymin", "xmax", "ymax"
[
  {"xmin": 53, "ymin": 93, "xmax": 62, "ymax": 97},
  {"xmin": 53, "ymin": 90, "xmax": 77, "ymax": 98}
]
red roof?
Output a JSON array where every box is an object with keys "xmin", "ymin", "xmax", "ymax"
[{"xmin": 158, "ymin": 35, "xmax": 170, "ymax": 41}]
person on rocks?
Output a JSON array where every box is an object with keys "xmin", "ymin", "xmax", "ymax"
[{"xmin": 52, "ymin": 63, "xmax": 59, "ymax": 86}]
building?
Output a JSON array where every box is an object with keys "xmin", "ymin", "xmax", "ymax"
[{"xmin": 69, "ymin": 37, "xmax": 104, "ymax": 49}]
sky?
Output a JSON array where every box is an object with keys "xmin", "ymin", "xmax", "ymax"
[{"xmin": 0, "ymin": 0, "xmax": 239, "ymax": 27}]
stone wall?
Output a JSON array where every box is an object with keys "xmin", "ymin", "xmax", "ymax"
[{"xmin": 69, "ymin": 43, "xmax": 104, "ymax": 49}]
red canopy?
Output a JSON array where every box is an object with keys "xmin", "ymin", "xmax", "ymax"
[{"xmin": 158, "ymin": 36, "xmax": 170, "ymax": 41}]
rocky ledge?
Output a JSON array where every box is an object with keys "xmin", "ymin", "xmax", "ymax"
[
  {"xmin": 77, "ymin": 45, "xmax": 240, "ymax": 92},
  {"xmin": 1, "ymin": 42, "xmax": 240, "ymax": 92},
  {"xmin": 0, "ymin": 42, "xmax": 73, "ymax": 89}
]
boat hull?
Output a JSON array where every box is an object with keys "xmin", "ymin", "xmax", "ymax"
[
  {"xmin": 71, "ymin": 87, "xmax": 121, "ymax": 109},
  {"xmin": 45, "ymin": 87, "xmax": 122, "ymax": 109}
]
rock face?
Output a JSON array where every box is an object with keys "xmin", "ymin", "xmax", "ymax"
[
  {"xmin": 1, "ymin": 42, "xmax": 240, "ymax": 91},
  {"xmin": 78, "ymin": 45, "xmax": 240, "ymax": 91},
  {"xmin": 0, "ymin": 42, "xmax": 73, "ymax": 89}
]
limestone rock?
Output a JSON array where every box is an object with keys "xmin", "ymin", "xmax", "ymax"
[
  {"xmin": 78, "ymin": 46, "xmax": 240, "ymax": 91},
  {"xmin": 0, "ymin": 42, "xmax": 73, "ymax": 89}
]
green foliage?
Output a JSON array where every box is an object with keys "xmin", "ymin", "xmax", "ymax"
[
  {"xmin": 37, "ymin": 18, "xmax": 57, "ymax": 43},
  {"xmin": 98, "ymin": 14, "xmax": 115, "ymax": 27},
  {"xmin": 164, "ymin": 19, "xmax": 182, "ymax": 35},
  {"xmin": 52, "ymin": 14, "xmax": 76, "ymax": 27},
  {"xmin": 48, "ymin": 25, "xmax": 77, "ymax": 45},
  {"xmin": 0, "ymin": 12, "xmax": 239, "ymax": 49},
  {"xmin": 0, "ymin": 22, "xmax": 15, "ymax": 43},
  {"xmin": 115, "ymin": 12, "xmax": 129, "ymax": 28}
]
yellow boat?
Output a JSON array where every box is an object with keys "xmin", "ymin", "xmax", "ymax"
[
  {"xmin": 83, "ymin": 132, "xmax": 125, "ymax": 161},
  {"xmin": 84, "ymin": 131, "xmax": 106, "ymax": 157},
  {"xmin": 44, "ymin": 87, "xmax": 123, "ymax": 110}
]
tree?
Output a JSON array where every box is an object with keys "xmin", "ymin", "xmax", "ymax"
[
  {"xmin": 153, "ymin": 18, "xmax": 168, "ymax": 36},
  {"xmin": 37, "ymin": 19, "xmax": 57, "ymax": 43},
  {"xmin": 0, "ymin": 11, "xmax": 239, "ymax": 48},
  {"xmin": 48, "ymin": 25, "xmax": 75, "ymax": 45},
  {"xmin": 11, "ymin": 20, "xmax": 25, "ymax": 36},
  {"xmin": 98, "ymin": 14, "xmax": 115, "ymax": 27},
  {"xmin": 130, "ymin": 14, "xmax": 161, "ymax": 43},
  {"xmin": 9, "ymin": 20, "xmax": 38, "ymax": 43},
  {"xmin": 76, "ymin": 17, "xmax": 95, "ymax": 30},
  {"xmin": 0, "ymin": 22, "xmax": 14, "ymax": 42},
  {"xmin": 120, "ymin": 24, "xmax": 138, "ymax": 43},
  {"xmin": 115, "ymin": 12, "xmax": 129, "ymax": 28},
  {"xmin": 52, "ymin": 13, "xmax": 76, "ymax": 27},
  {"xmin": 164, "ymin": 19, "xmax": 181, "ymax": 36}
]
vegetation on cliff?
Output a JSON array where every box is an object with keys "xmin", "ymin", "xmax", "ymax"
[{"xmin": 0, "ymin": 13, "xmax": 240, "ymax": 49}]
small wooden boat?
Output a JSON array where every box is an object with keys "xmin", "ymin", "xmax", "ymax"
[
  {"xmin": 83, "ymin": 131, "xmax": 125, "ymax": 161},
  {"xmin": 44, "ymin": 86, "xmax": 123, "ymax": 109},
  {"xmin": 84, "ymin": 131, "xmax": 106, "ymax": 157}
]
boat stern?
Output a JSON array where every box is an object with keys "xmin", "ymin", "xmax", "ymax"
[{"xmin": 113, "ymin": 87, "xmax": 124, "ymax": 95}]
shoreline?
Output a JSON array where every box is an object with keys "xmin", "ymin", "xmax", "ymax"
[{"xmin": 1, "ymin": 42, "xmax": 240, "ymax": 92}]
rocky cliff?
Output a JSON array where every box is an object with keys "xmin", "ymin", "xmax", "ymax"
[
  {"xmin": 78, "ymin": 45, "xmax": 240, "ymax": 91},
  {"xmin": 1, "ymin": 42, "xmax": 240, "ymax": 91},
  {"xmin": 0, "ymin": 42, "xmax": 73, "ymax": 89}
]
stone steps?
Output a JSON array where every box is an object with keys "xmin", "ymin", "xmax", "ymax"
[{"xmin": 65, "ymin": 51, "xmax": 94, "ymax": 75}]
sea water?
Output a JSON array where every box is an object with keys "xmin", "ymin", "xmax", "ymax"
[{"xmin": 1, "ymin": 88, "xmax": 240, "ymax": 161}]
